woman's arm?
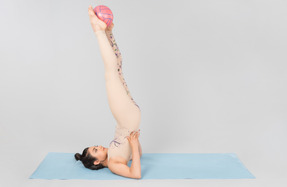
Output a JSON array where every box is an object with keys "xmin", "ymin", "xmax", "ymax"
[
  {"xmin": 129, "ymin": 142, "xmax": 141, "ymax": 178},
  {"xmin": 109, "ymin": 141, "xmax": 141, "ymax": 179},
  {"xmin": 128, "ymin": 131, "xmax": 141, "ymax": 178},
  {"xmin": 138, "ymin": 141, "xmax": 142, "ymax": 157},
  {"xmin": 108, "ymin": 162, "xmax": 141, "ymax": 179}
]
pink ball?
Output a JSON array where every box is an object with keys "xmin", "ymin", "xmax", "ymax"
[{"xmin": 93, "ymin": 5, "xmax": 113, "ymax": 27}]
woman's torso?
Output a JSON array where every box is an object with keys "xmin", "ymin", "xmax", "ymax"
[{"xmin": 108, "ymin": 124, "xmax": 139, "ymax": 164}]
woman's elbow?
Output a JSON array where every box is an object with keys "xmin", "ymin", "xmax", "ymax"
[{"xmin": 134, "ymin": 174, "xmax": 141, "ymax": 179}]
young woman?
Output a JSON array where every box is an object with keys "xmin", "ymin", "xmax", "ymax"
[{"xmin": 74, "ymin": 6, "xmax": 142, "ymax": 179}]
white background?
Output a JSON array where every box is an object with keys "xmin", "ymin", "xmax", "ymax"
[{"xmin": 0, "ymin": 0, "xmax": 286, "ymax": 186}]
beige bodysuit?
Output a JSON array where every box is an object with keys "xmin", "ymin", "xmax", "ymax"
[
  {"xmin": 108, "ymin": 124, "xmax": 140, "ymax": 162},
  {"xmin": 105, "ymin": 30, "xmax": 140, "ymax": 110},
  {"xmin": 101, "ymin": 30, "xmax": 141, "ymax": 162}
]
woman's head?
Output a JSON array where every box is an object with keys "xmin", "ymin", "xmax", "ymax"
[{"xmin": 74, "ymin": 145, "xmax": 108, "ymax": 170}]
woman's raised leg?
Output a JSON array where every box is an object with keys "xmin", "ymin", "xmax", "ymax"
[
  {"xmin": 95, "ymin": 30, "xmax": 140, "ymax": 127},
  {"xmin": 105, "ymin": 31, "xmax": 140, "ymax": 109}
]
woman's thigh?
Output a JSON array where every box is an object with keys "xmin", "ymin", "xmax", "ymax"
[{"xmin": 105, "ymin": 71, "xmax": 141, "ymax": 127}]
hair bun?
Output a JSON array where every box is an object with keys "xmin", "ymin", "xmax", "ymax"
[{"xmin": 74, "ymin": 153, "xmax": 82, "ymax": 161}]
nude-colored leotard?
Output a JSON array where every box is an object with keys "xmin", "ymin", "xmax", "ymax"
[
  {"xmin": 97, "ymin": 30, "xmax": 141, "ymax": 162},
  {"xmin": 105, "ymin": 31, "xmax": 140, "ymax": 110},
  {"xmin": 108, "ymin": 124, "xmax": 140, "ymax": 162}
]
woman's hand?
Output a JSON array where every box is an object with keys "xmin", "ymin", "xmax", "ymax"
[
  {"xmin": 126, "ymin": 130, "xmax": 140, "ymax": 148},
  {"xmin": 106, "ymin": 22, "xmax": 114, "ymax": 32},
  {"xmin": 88, "ymin": 5, "xmax": 107, "ymax": 33}
]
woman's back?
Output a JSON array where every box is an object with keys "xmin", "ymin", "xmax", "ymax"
[{"xmin": 108, "ymin": 124, "xmax": 139, "ymax": 163}]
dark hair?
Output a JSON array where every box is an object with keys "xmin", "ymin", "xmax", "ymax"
[{"xmin": 74, "ymin": 147, "xmax": 107, "ymax": 170}]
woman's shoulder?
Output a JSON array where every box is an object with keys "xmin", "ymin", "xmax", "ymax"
[{"xmin": 108, "ymin": 157, "xmax": 128, "ymax": 166}]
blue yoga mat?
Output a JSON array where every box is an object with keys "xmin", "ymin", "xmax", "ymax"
[{"xmin": 29, "ymin": 152, "xmax": 255, "ymax": 180}]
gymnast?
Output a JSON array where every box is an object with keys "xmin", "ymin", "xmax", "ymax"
[{"xmin": 74, "ymin": 6, "xmax": 142, "ymax": 179}]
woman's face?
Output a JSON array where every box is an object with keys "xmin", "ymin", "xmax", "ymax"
[{"xmin": 88, "ymin": 145, "xmax": 107, "ymax": 164}]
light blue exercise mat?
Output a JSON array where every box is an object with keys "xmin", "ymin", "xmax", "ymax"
[{"xmin": 29, "ymin": 152, "xmax": 255, "ymax": 180}]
